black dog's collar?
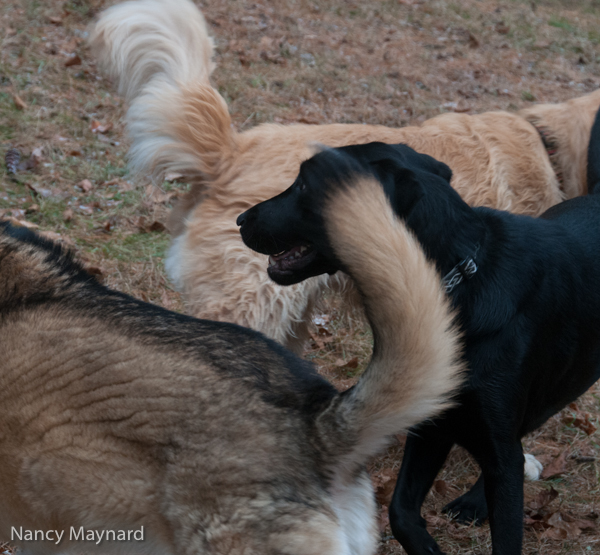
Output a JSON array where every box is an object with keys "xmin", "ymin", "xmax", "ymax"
[{"xmin": 443, "ymin": 246, "xmax": 479, "ymax": 293}]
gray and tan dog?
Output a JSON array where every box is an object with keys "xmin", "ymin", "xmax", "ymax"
[{"xmin": 0, "ymin": 199, "xmax": 463, "ymax": 555}]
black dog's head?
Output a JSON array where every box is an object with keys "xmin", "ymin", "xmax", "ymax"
[{"xmin": 237, "ymin": 142, "xmax": 453, "ymax": 286}]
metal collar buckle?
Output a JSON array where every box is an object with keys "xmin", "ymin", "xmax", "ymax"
[{"xmin": 443, "ymin": 256, "xmax": 478, "ymax": 293}]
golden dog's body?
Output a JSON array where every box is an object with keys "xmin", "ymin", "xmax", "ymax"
[
  {"xmin": 92, "ymin": 0, "xmax": 600, "ymax": 351},
  {"xmin": 0, "ymin": 174, "xmax": 462, "ymax": 554}
]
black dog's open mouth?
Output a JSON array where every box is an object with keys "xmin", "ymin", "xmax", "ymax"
[{"xmin": 267, "ymin": 244, "xmax": 316, "ymax": 278}]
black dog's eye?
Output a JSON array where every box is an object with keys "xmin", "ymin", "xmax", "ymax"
[{"xmin": 297, "ymin": 180, "xmax": 306, "ymax": 191}]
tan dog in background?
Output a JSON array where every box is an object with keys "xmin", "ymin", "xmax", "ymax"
[
  {"xmin": 92, "ymin": 0, "xmax": 600, "ymax": 352},
  {"xmin": 0, "ymin": 171, "xmax": 463, "ymax": 554}
]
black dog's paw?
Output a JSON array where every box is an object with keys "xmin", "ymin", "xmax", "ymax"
[
  {"xmin": 442, "ymin": 494, "xmax": 488, "ymax": 526},
  {"xmin": 389, "ymin": 510, "xmax": 447, "ymax": 555},
  {"xmin": 392, "ymin": 528, "xmax": 446, "ymax": 555}
]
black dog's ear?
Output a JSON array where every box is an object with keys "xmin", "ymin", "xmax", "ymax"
[
  {"xmin": 429, "ymin": 157, "xmax": 453, "ymax": 183},
  {"xmin": 402, "ymin": 148, "xmax": 453, "ymax": 184},
  {"xmin": 370, "ymin": 159, "xmax": 425, "ymax": 219}
]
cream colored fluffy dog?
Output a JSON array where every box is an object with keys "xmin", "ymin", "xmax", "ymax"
[{"xmin": 92, "ymin": 0, "xmax": 600, "ymax": 352}]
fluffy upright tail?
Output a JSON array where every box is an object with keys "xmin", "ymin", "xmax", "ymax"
[
  {"xmin": 90, "ymin": 0, "xmax": 235, "ymax": 180},
  {"xmin": 316, "ymin": 177, "xmax": 465, "ymax": 478},
  {"xmin": 587, "ymin": 107, "xmax": 600, "ymax": 195}
]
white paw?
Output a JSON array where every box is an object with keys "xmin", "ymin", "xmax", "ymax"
[{"xmin": 524, "ymin": 453, "xmax": 543, "ymax": 481}]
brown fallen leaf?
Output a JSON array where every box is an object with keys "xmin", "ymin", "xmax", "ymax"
[
  {"xmin": 25, "ymin": 204, "xmax": 39, "ymax": 214},
  {"xmin": 335, "ymin": 357, "xmax": 359, "ymax": 369},
  {"xmin": 84, "ymin": 265, "xmax": 104, "ymax": 281},
  {"xmin": 528, "ymin": 486, "xmax": 559, "ymax": 510},
  {"xmin": 524, "ymin": 514, "xmax": 545, "ymax": 529},
  {"xmin": 259, "ymin": 36, "xmax": 275, "ymax": 49},
  {"xmin": 541, "ymin": 450, "xmax": 569, "ymax": 479},
  {"xmin": 112, "ymin": 179, "xmax": 136, "ymax": 192},
  {"xmin": 563, "ymin": 412, "xmax": 597, "ymax": 436},
  {"xmin": 316, "ymin": 325, "xmax": 332, "ymax": 337},
  {"xmin": 90, "ymin": 120, "xmax": 113, "ymax": 134},
  {"xmin": 453, "ymin": 99, "xmax": 471, "ymax": 113},
  {"xmin": 542, "ymin": 512, "xmax": 582, "ymax": 540},
  {"xmin": 144, "ymin": 184, "xmax": 173, "ymax": 204},
  {"xmin": 468, "ymin": 31, "xmax": 479, "ymax": 48},
  {"xmin": 260, "ymin": 51, "xmax": 285, "ymax": 64},
  {"xmin": 13, "ymin": 93, "xmax": 26, "ymax": 110},
  {"xmin": 101, "ymin": 217, "xmax": 118, "ymax": 233},
  {"xmin": 573, "ymin": 518, "xmax": 596, "ymax": 531},
  {"xmin": 64, "ymin": 54, "xmax": 82, "ymax": 67},
  {"xmin": 62, "ymin": 208, "xmax": 74, "ymax": 222},
  {"xmin": 433, "ymin": 479, "xmax": 448, "ymax": 496},
  {"xmin": 48, "ymin": 15, "xmax": 63, "ymax": 25},
  {"xmin": 31, "ymin": 146, "xmax": 43, "ymax": 164},
  {"xmin": 77, "ymin": 179, "xmax": 93, "ymax": 193},
  {"xmin": 372, "ymin": 468, "xmax": 397, "ymax": 505}
]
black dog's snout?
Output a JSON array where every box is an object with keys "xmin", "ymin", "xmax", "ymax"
[{"xmin": 236, "ymin": 211, "xmax": 248, "ymax": 227}]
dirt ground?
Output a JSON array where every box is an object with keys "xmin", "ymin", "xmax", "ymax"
[{"xmin": 2, "ymin": 0, "xmax": 600, "ymax": 553}]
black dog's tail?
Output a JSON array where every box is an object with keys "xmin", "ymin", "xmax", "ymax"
[
  {"xmin": 587, "ymin": 107, "xmax": 600, "ymax": 194},
  {"xmin": 314, "ymin": 176, "xmax": 465, "ymax": 482}
]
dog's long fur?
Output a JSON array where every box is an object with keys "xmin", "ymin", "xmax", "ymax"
[
  {"xmin": 91, "ymin": 0, "xmax": 600, "ymax": 351},
  {"xmin": 0, "ymin": 195, "xmax": 463, "ymax": 555},
  {"xmin": 237, "ymin": 135, "xmax": 600, "ymax": 555}
]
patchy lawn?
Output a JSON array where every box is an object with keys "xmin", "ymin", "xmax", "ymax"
[{"xmin": 1, "ymin": 0, "xmax": 600, "ymax": 553}]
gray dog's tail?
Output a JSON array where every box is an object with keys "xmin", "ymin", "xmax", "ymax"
[
  {"xmin": 90, "ymin": 0, "xmax": 236, "ymax": 181},
  {"xmin": 587, "ymin": 107, "xmax": 600, "ymax": 195},
  {"xmin": 315, "ymin": 177, "xmax": 465, "ymax": 480}
]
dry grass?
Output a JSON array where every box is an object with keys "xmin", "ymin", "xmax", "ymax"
[{"xmin": 1, "ymin": 0, "xmax": 600, "ymax": 553}]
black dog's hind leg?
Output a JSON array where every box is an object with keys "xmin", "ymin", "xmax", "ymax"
[
  {"xmin": 442, "ymin": 473, "xmax": 488, "ymax": 525},
  {"xmin": 389, "ymin": 429, "xmax": 454, "ymax": 555},
  {"xmin": 481, "ymin": 441, "xmax": 525, "ymax": 555}
]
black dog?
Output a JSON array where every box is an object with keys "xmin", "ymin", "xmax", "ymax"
[{"xmin": 237, "ymin": 111, "xmax": 600, "ymax": 554}]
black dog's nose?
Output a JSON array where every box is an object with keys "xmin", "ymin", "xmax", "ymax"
[{"xmin": 236, "ymin": 211, "xmax": 247, "ymax": 227}]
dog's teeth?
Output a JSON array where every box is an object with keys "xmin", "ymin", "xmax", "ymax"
[
  {"xmin": 294, "ymin": 251, "xmax": 302, "ymax": 258},
  {"xmin": 268, "ymin": 256, "xmax": 275, "ymax": 267},
  {"xmin": 300, "ymin": 246, "xmax": 307, "ymax": 253}
]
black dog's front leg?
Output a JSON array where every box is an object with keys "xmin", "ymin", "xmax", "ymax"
[
  {"xmin": 481, "ymin": 441, "xmax": 525, "ymax": 555},
  {"xmin": 389, "ymin": 429, "xmax": 453, "ymax": 555},
  {"xmin": 442, "ymin": 473, "xmax": 488, "ymax": 525}
]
